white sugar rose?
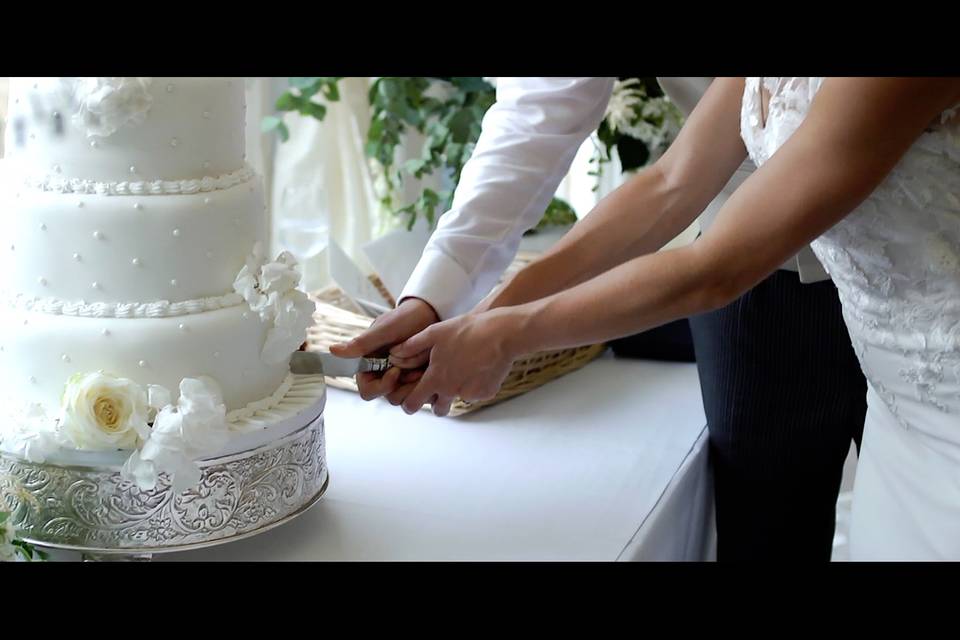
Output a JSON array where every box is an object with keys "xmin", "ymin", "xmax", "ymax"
[
  {"xmin": 59, "ymin": 372, "xmax": 150, "ymax": 451},
  {"xmin": 69, "ymin": 77, "xmax": 153, "ymax": 138}
]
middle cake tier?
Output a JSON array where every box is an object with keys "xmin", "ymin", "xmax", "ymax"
[
  {"xmin": 0, "ymin": 303, "xmax": 289, "ymax": 414},
  {"xmin": 3, "ymin": 175, "xmax": 267, "ymax": 305}
]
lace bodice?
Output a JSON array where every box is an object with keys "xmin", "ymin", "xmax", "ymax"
[{"xmin": 740, "ymin": 77, "xmax": 960, "ymax": 433}]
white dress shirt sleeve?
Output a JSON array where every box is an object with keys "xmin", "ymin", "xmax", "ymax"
[{"xmin": 398, "ymin": 77, "xmax": 615, "ymax": 319}]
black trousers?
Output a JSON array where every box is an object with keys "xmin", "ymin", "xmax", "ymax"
[{"xmin": 688, "ymin": 270, "xmax": 867, "ymax": 561}]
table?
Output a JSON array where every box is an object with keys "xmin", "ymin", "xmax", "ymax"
[{"xmin": 50, "ymin": 353, "xmax": 714, "ymax": 561}]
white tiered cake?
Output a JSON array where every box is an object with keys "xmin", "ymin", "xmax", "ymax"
[{"xmin": 0, "ymin": 77, "xmax": 324, "ymax": 493}]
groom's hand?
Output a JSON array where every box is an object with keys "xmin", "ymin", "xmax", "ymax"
[{"xmin": 330, "ymin": 297, "xmax": 439, "ymax": 401}]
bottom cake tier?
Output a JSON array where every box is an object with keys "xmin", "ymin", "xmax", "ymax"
[{"xmin": 0, "ymin": 374, "xmax": 326, "ymax": 553}]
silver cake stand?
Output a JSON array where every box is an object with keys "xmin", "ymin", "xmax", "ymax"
[{"xmin": 0, "ymin": 410, "xmax": 327, "ymax": 561}]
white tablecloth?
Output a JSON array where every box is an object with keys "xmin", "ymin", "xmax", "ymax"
[
  {"xmin": 152, "ymin": 352, "xmax": 712, "ymax": 561},
  {"xmin": 47, "ymin": 353, "xmax": 713, "ymax": 561}
]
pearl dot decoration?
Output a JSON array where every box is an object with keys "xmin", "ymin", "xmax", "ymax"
[
  {"xmin": 172, "ymin": 228, "xmax": 181, "ymax": 238},
  {"xmin": 93, "ymin": 231, "xmax": 103, "ymax": 240},
  {"xmin": 170, "ymin": 138, "xmax": 179, "ymax": 148},
  {"xmin": 179, "ymin": 323, "xmax": 187, "ymax": 331},
  {"xmin": 90, "ymin": 140, "xmax": 98, "ymax": 149},
  {"xmin": 28, "ymin": 376, "xmax": 36, "ymax": 384},
  {"xmin": 40, "ymin": 223, "xmax": 47, "ymax": 231},
  {"xmin": 170, "ymin": 279, "xmax": 178, "ymax": 287},
  {"xmin": 38, "ymin": 277, "xmax": 47, "ymax": 286},
  {"xmin": 213, "ymin": 351, "xmax": 220, "ymax": 359},
  {"xmin": 129, "ymin": 165, "xmax": 137, "ymax": 174},
  {"xmin": 73, "ymin": 253, "xmax": 81, "ymax": 261},
  {"xmin": 61, "ymin": 354, "xmax": 70, "ymax": 363},
  {"xmin": 131, "ymin": 258, "xmax": 141, "ymax": 267},
  {"xmin": 52, "ymin": 164, "xmax": 61, "ymax": 173},
  {"xmin": 134, "ymin": 203, "xmax": 143, "ymax": 210},
  {"xmin": 202, "ymin": 110, "xmax": 211, "ymax": 119},
  {"xmin": 102, "ymin": 329, "xmax": 110, "ymax": 337},
  {"xmin": 91, "ymin": 281, "xmax": 100, "ymax": 290},
  {"xmin": 77, "ymin": 201, "xmax": 85, "ymax": 208},
  {"xmin": 204, "ymin": 197, "xmax": 212, "ymax": 205},
  {"xmin": 166, "ymin": 83, "xmax": 175, "ymax": 93},
  {"xmin": 138, "ymin": 360, "xmax": 148, "ymax": 368},
  {"xmin": 241, "ymin": 311, "xmax": 250, "ymax": 320}
]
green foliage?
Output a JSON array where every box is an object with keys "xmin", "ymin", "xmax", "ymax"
[
  {"xmin": 265, "ymin": 77, "xmax": 679, "ymax": 232},
  {"xmin": 0, "ymin": 510, "xmax": 47, "ymax": 562},
  {"xmin": 263, "ymin": 77, "xmax": 343, "ymax": 143}
]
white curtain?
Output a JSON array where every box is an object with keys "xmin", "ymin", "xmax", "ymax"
[{"xmin": 258, "ymin": 77, "xmax": 381, "ymax": 292}]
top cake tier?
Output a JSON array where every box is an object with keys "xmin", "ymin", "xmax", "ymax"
[{"xmin": 3, "ymin": 77, "xmax": 245, "ymax": 184}]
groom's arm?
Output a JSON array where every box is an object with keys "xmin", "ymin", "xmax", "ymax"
[{"xmin": 399, "ymin": 77, "xmax": 615, "ymax": 320}]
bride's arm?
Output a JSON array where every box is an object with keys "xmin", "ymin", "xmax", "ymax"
[
  {"xmin": 475, "ymin": 77, "xmax": 748, "ymax": 312},
  {"xmin": 395, "ymin": 77, "xmax": 960, "ymax": 412}
]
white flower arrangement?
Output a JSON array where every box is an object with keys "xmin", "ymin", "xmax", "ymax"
[
  {"xmin": 0, "ymin": 372, "xmax": 230, "ymax": 494},
  {"xmin": 234, "ymin": 241, "xmax": 316, "ymax": 364},
  {"xmin": 68, "ymin": 77, "xmax": 153, "ymax": 138},
  {"xmin": 0, "ymin": 511, "xmax": 45, "ymax": 562},
  {"xmin": 603, "ymin": 78, "xmax": 683, "ymax": 157},
  {"xmin": 0, "ymin": 515, "xmax": 20, "ymax": 562}
]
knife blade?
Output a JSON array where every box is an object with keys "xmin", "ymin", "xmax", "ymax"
[{"xmin": 290, "ymin": 351, "xmax": 391, "ymax": 377}]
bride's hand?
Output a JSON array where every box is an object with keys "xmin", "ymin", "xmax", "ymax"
[{"xmin": 389, "ymin": 308, "xmax": 528, "ymax": 416}]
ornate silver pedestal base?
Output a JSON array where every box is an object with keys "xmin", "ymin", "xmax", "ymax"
[{"xmin": 0, "ymin": 413, "xmax": 327, "ymax": 557}]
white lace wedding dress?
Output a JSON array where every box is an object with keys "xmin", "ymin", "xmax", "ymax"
[{"xmin": 740, "ymin": 77, "xmax": 960, "ymax": 560}]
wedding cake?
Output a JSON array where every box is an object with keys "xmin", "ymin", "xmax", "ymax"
[{"xmin": 0, "ymin": 77, "xmax": 325, "ymax": 496}]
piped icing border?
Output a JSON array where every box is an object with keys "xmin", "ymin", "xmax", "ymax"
[
  {"xmin": 21, "ymin": 165, "xmax": 255, "ymax": 196},
  {"xmin": 4, "ymin": 291, "xmax": 245, "ymax": 318},
  {"xmin": 226, "ymin": 372, "xmax": 298, "ymax": 424}
]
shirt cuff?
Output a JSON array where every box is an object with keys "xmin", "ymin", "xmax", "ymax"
[{"xmin": 398, "ymin": 247, "xmax": 477, "ymax": 320}]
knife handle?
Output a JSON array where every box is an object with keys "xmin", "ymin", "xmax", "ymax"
[{"xmin": 360, "ymin": 357, "xmax": 392, "ymax": 374}]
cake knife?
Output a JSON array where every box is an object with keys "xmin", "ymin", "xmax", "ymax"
[{"xmin": 289, "ymin": 351, "xmax": 392, "ymax": 378}]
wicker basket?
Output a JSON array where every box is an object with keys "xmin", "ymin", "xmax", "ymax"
[{"xmin": 307, "ymin": 251, "xmax": 607, "ymax": 417}]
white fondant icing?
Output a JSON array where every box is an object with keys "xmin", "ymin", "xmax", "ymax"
[
  {"xmin": 0, "ymin": 304, "xmax": 288, "ymax": 413},
  {"xmin": 4, "ymin": 77, "xmax": 245, "ymax": 183},
  {"xmin": 2, "ymin": 178, "xmax": 267, "ymax": 305}
]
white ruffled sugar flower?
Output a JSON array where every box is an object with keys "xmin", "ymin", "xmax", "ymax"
[
  {"xmin": 233, "ymin": 242, "xmax": 316, "ymax": 363},
  {"xmin": 0, "ymin": 401, "xmax": 61, "ymax": 463},
  {"xmin": 68, "ymin": 77, "xmax": 154, "ymax": 138},
  {"xmin": 121, "ymin": 376, "xmax": 228, "ymax": 493},
  {"xmin": 260, "ymin": 251, "xmax": 302, "ymax": 296},
  {"xmin": 233, "ymin": 241, "xmax": 271, "ymax": 317},
  {"xmin": 59, "ymin": 372, "xmax": 150, "ymax": 451},
  {"xmin": 262, "ymin": 289, "xmax": 316, "ymax": 364}
]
